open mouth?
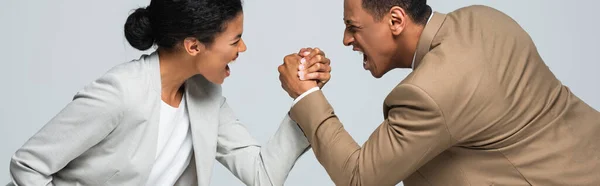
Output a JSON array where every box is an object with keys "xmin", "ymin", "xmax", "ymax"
[
  {"xmin": 360, "ymin": 51, "xmax": 369, "ymax": 70},
  {"xmin": 225, "ymin": 65, "xmax": 230, "ymax": 77},
  {"xmin": 225, "ymin": 54, "xmax": 238, "ymax": 77}
]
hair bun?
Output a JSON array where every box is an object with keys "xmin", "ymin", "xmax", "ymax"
[{"xmin": 124, "ymin": 7, "xmax": 154, "ymax": 50}]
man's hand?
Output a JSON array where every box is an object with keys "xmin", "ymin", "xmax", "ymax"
[
  {"xmin": 297, "ymin": 47, "xmax": 331, "ymax": 89},
  {"xmin": 278, "ymin": 54, "xmax": 318, "ymax": 99}
]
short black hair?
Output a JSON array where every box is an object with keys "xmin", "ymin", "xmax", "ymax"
[
  {"xmin": 124, "ymin": 0, "xmax": 243, "ymax": 51},
  {"xmin": 362, "ymin": 0, "xmax": 431, "ymax": 24}
]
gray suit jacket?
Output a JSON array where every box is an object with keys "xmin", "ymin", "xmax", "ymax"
[{"xmin": 8, "ymin": 52, "xmax": 310, "ymax": 186}]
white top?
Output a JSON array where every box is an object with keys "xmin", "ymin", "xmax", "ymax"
[{"xmin": 145, "ymin": 94, "xmax": 193, "ymax": 185}]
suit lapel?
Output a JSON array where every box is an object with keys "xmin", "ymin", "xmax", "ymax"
[
  {"xmin": 184, "ymin": 77, "xmax": 220, "ymax": 186},
  {"xmin": 413, "ymin": 12, "xmax": 447, "ymax": 69},
  {"xmin": 134, "ymin": 52, "xmax": 162, "ymax": 183}
]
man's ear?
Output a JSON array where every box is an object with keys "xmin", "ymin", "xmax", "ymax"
[
  {"xmin": 389, "ymin": 6, "xmax": 408, "ymax": 36},
  {"xmin": 183, "ymin": 37, "xmax": 206, "ymax": 56}
]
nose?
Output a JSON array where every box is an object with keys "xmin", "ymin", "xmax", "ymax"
[
  {"xmin": 343, "ymin": 30, "xmax": 354, "ymax": 46},
  {"xmin": 238, "ymin": 39, "xmax": 247, "ymax": 52}
]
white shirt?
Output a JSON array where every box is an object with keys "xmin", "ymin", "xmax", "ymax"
[{"xmin": 145, "ymin": 94, "xmax": 193, "ymax": 185}]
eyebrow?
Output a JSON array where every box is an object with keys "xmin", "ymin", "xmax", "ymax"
[
  {"xmin": 344, "ymin": 19, "xmax": 357, "ymax": 25},
  {"xmin": 231, "ymin": 33, "xmax": 242, "ymax": 42}
]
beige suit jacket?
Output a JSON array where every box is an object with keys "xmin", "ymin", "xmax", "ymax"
[{"xmin": 290, "ymin": 5, "xmax": 600, "ymax": 186}]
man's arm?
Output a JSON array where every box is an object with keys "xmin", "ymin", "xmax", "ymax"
[{"xmin": 289, "ymin": 84, "xmax": 456, "ymax": 185}]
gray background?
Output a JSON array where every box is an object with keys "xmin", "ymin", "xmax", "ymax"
[{"xmin": 1, "ymin": 0, "xmax": 598, "ymax": 185}]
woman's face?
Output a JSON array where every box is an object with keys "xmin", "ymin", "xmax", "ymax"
[{"xmin": 195, "ymin": 12, "xmax": 246, "ymax": 85}]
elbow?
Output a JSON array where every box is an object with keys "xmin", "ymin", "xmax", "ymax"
[
  {"xmin": 9, "ymin": 153, "xmax": 51, "ymax": 185},
  {"xmin": 8, "ymin": 155, "xmax": 23, "ymax": 186},
  {"xmin": 9, "ymin": 154, "xmax": 28, "ymax": 183}
]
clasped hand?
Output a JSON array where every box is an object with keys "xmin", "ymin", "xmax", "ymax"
[{"xmin": 278, "ymin": 47, "xmax": 331, "ymax": 99}]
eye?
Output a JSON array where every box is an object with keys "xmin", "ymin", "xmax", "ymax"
[
  {"xmin": 231, "ymin": 40, "xmax": 241, "ymax": 46},
  {"xmin": 346, "ymin": 25, "xmax": 359, "ymax": 33}
]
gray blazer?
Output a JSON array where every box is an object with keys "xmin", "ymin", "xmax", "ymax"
[{"xmin": 8, "ymin": 52, "xmax": 310, "ymax": 186}]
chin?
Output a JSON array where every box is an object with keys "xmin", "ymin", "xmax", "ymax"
[
  {"xmin": 370, "ymin": 68, "xmax": 393, "ymax": 79},
  {"xmin": 205, "ymin": 76, "xmax": 226, "ymax": 85},
  {"xmin": 369, "ymin": 69, "xmax": 384, "ymax": 78},
  {"xmin": 372, "ymin": 74, "xmax": 385, "ymax": 79}
]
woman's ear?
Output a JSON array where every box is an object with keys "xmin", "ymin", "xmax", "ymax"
[{"xmin": 183, "ymin": 37, "xmax": 206, "ymax": 56}]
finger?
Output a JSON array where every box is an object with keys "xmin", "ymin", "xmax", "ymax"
[
  {"xmin": 298, "ymin": 48, "xmax": 313, "ymax": 57},
  {"xmin": 317, "ymin": 80, "xmax": 326, "ymax": 89},
  {"xmin": 301, "ymin": 63, "xmax": 330, "ymax": 77},
  {"xmin": 300, "ymin": 54, "xmax": 324, "ymax": 70},
  {"xmin": 284, "ymin": 54, "xmax": 302, "ymax": 66},
  {"xmin": 300, "ymin": 48, "xmax": 327, "ymax": 68},
  {"xmin": 310, "ymin": 55, "xmax": 330, "ymax": 69},
  {"xmin": 303, "ymin": 57, "xmax": 331, "ymax": 71},
  {"xmin": 304, "ymin": 47, "xmax": 325, "ymax": 61},
  {"xmin": 304, "ymin": 72, "xmax": 330, "ymax": 82}
]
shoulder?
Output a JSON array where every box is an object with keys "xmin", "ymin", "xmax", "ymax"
[
  {"xmin": 75, "ymin": 53, "xmax": 156, "ymax": 109},
  {"xmin": 449, "ymin": 5, "xmax": 505, "ymax": 18},
  {"xmin": 101, "ymin": 53, "xmax": 154, "ymax": 84},
  {"xmin": 445, "ymin": 5, "xmax": 525, "ymax": 35}
]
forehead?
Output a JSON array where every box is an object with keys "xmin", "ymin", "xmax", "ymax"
[
  {"xmin": 344, "ymin": 0, "xmax": 369, "ymax": 23},
  {"xmin": 214, "ymin": 13, "xmax": 243, "ymax": 40},
  {"xmin": 223, "ymin": 13, "xmax": 244, "ymax": 34}
]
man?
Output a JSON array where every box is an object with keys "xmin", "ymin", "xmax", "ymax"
[{"xmin": 278, "ymin": 0, "xmax": 600, "ymax": 185}]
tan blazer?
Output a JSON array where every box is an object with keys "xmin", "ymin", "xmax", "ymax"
[{"xmin": 290, "ymin": 5, "xmax": 600, "ymax": 186}]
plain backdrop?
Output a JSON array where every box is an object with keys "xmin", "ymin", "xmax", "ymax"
[{"xmin": 1, "ymin": 0, "xmax": 598, "ymax": 185}]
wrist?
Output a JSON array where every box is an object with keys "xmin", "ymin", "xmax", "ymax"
[
  {"xmin": 295, "ymin": 85, "xmax": 317, "ymax": 99},
  {"xmin": 292, "ymin": 86, "xmax": 320, "ymax": 106}
]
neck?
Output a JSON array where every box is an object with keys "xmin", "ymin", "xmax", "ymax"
[
  {"xmin": 157, "ymin": 49, "xmax": 198, "ymax": 104},
  {"xmin": 396, "ymin": 22, "xmax": 426, "ymax": 68}
]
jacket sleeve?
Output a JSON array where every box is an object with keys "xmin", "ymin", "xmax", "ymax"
[
  {"xmin": 9, "ymin": 70, "xmax": 126, "ymax": 186},
  {"xmin": 215, "ymin": 97, "xmax": 310, "ymax": 186},
  {"xmin": 289, "ymin": 84, "xmax": 456, "ymax": 185}
]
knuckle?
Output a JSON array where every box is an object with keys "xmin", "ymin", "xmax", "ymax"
[
  {"xmin": 318, "ymin": 73, "xmax": 325, "ymax": 79},
  {"xmin": 284, "ymin": 54, "xmax": 295, "ymax": 60}
]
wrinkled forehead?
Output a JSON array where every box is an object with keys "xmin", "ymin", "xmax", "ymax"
[{"xmin": 344, "ymin": 0, "xmax": 370, "ymax": 24}]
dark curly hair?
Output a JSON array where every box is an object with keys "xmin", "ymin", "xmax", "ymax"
[
  {"xmin": 362, "ymin": 0, "xmax": 431, "ymax": 24},
  {"xmin": 124, "ymin": 0, "xmax": 243, "ymax": 51}
]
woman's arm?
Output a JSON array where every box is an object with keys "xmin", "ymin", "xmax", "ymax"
[
  {"xmin": 9, "ymin": 69, "xmax": 126, "ymax": 186},
  {"xmin": 215, "ymin": 97, "xmax": 310, "ymax": 186}
]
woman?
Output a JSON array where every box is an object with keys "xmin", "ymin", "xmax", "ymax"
[{"xmin": 8, "ymin": 0, "xmax": 332, "ymax": 185}]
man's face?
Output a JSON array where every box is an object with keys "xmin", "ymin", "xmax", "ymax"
[{"xmin": 343, "ymin": 0, "xmax": 404, "ymax": 78}]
